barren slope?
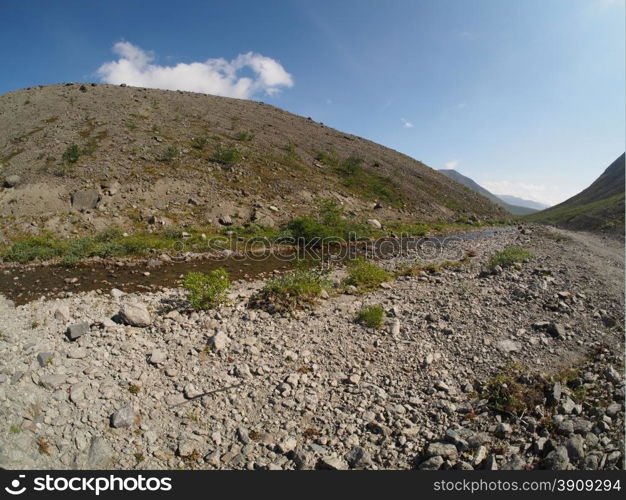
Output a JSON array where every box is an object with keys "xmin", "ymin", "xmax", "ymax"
[{"xmin": 0, "ymin": 83, "xmax": 505, "ymax": 245}]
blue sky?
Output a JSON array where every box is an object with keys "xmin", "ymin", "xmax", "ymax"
[{"xmin": 1, "ymin": 0, "xmax": 624, "ymax": 205}]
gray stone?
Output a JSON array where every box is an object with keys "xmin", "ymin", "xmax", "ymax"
[
  {"xmin": 71, "ymin": 189, "xmax": 101, "ymax": 211},
  {"xmin": 110, "ymin": 405, "xmax": 135, "ymax": 428},
  {"xmin": 426, "ymin": 442, "xmax": 458, "ymax": 461},
  {"xmin": 548, "ymin": 323, "xmax": 566, "ymax": 339},
  {"xmin": 39, "ymin": 374, "xmax": 66, "ymax": 389},
  {"xmin": 345, "ymin": 446, "xmax": 372, "ymax": 468},
  {"xmin": 119, "ymin": 302, "xmax": 152, "ymax": 327},
  {"xmin": 543, "ymin": 446, "xmax": 570, "ymax": 470},
  {"xmin": 36, "ymin": 352, "xmax": 53, "ymax": 367},
  {"xmin": 366, "ymin": 219, "xmax": 382, "ymax": 229},
  {"xmin": 501, "ymin": 455, "xmax": 526, "ymax": 470},
  {"xmin": 149, "ymin": 349, "xmax": 166, "ymax": 365},
  {"xmin": 496, "ymin": 340, "xmax": 521, "ymax": 353},
  {"xmin": 566, "ymin": 435, "xmax": 585, "ymax": 462},
  {"xmin": 209, "ymin": 332, "xmax": 229, "ymax": 351},
  {"xmin": 86, "ymin": 437, "xmax": 113, "ymax": 469},
  {"xmin": 495, "ymin": 422, "xmax": 512, "ymax": 438},
  {"xmin": 419, "ymin": 455, "xmax": 444, "ymax": 470},
  {"xmin": 67, "ymin": 322, "xmax": 90, "ymax": 340},
  {"xmin": 318, "ymin": 456, "xmax": 348, "ymax": 470}
]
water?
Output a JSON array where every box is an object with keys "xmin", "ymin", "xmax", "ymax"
[{"xmin": 0, "ymin": 226, "xmax": 514, "ymax": 305}]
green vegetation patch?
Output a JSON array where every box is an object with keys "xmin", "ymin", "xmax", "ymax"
[
  {"xmin": 183, "ymin": 269, "xmax": 231, "ymax": 310},
  {"xmin": 356, "ymin": 304, "xmax": 385, "ymax": 328},
  {"xmin": 344, "ymin": 257, "xmax": 392, "ymax": 292},
  {"xmin": 487, "ymin": 246, "xmax": 534, "ymax": 270},
  {"xmin": 316, "ymin": 150, "xmax": 402, "ymax": 205},
  {"xmin": 212, "ymin": 144, "xmax": 242, "ymax": 165},
  {"xmin": 250, "ymin": 266, "xmax": 331, "ymax": 313}
]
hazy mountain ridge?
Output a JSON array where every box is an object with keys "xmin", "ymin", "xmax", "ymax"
[{"xmin": 438, "ymin": 169, "xmax": 538, "ymax": 215}]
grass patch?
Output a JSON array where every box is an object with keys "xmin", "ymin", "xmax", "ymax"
[
  {"xmin": 212, "ymin": 144, "xmax": 242, "ymax": 165},
  {"xmin": 285, "ymin": 198, "xmax": 374, "ymax": 245},
  {"xmin": 344, "ymin": 257, "xmax": 392, "ymax": 292},
  {"xmin": 234, "ymin": 130, "xmax": 254, "ymax": 141},
  {"xmin": 160, "ymin": 145, "xmax": 179, "ymax": 163},
  {"xmin": 316, "ymin": 150, "xmax": 402, "ymax": 205},
  {"xmin": 356, "ymin": 304, "xmax": 385, "ymax": 328},
  {"xmin": 183, "ymin": 269, "xmax": 231, "ymax": 310},
  {"xmin": 395, "ymin": 260, "xmax": 462, "ymax": 277},
  {"xmin": 62, "ymin": 144, "xmax": 81, "ymax": 164},
  {"xmin": 487, "ymin": 246, "xmax": 534, "ymax": 270},
  {"xmin": 250, "ymin": 266, "xmax": 331, "ymax": 313},
  {"xmin": 9, "ymin": 425, "xmax": 21, "ymax": 434}
]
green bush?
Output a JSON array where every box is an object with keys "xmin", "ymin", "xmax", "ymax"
[
  {"xmin": 345, "ymin": 257, "xmax": 392, "ymax": 292},
  {"xmin": 183, "ymin": 269, "xmax": 231, "ymax": 310},
  {"xmin": 234, "ymin": 131, "xmax": 254, "ymax": 141},
  {"xmin": 212, "ymin": 144, "xmax": 242, "ymax": 165},
  {"xmin": 285, "ymin": 199, "xmax": 372, "ymax": 245},
  {"xmin": 487, "ymin": 246, "xmax": 534, "ymax": 270},
  {"xmin": 161, "ymin": 145, "xmax": 179, "ymax": 163},
  {"xmin": 62, "ymin": 144, "xmax": 81, "ymax": 164},
  {"xmin": 251, "ymin": 267, "xmax": 331, "ymax": 313},
  {"xmin": 191, "ymin": 136, "xmax": 208, "ymax": 150},
  {"xmin": 356, "ymin": 305, "xmax": 384, "ymax": 328},
  {"xmin": 2, "ymin": 235, "xmax": 63, "ymax": 263}
]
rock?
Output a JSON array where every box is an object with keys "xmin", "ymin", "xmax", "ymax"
[
  {"xmin": 390, "ymin": 319, "xmax": 401, "ymax": 336},
  {"xmin": 218, "ymin": 215, "xmax": 233, "ymax": 226},
  {"xmin": 318, "ymin": 456, "xmax": 348, "ymax": 470},
  {"xmin": 39, "ymin": 374, "xmax": 66, "ymax": 389},
  {"xmin": 566, "ymin": 435, "xmax": 585, "ymax": 462},
  {"xmin": 177, "ymin": 439, "xmax": 199, "ymax": 457},
  {"xmin": 543, "ymin": 446, "xmax": 570, "ymax": 470},
  {"xmin": 209, "ymin": 332, "xmax": 230, "ymax": 351},
  {"xmin": 347, "ymin": 373, "xmax": 361, "ymax": 385},
  {"xmin": 110, "ymin": 405, "xmax": 135, "ymax": 428},
  {"xmin": 277, "ymin": 437, "xmax": 297, "ymax": 454},
  {"xmin": 110, "ymin": 288, "xmax": 126, "ymax": 299},
  {"xmin": 496, "ymin": 340, "xmax": 520, "ymax": 353},
  {"xmin": 36, "ymin": 352, "xmax": 53, "ymax": 367},
  {"xmin": 495, "ymin": 422, "xmax": 511, "ymax": 438},
  {"xmin": 419, "ymin": 455, "xmax": 444, "ymax": 470},
  {"xmin": 4, "ymin": 175, "xmax": 21, "ymax": 187},
  {"xmin": 53, "ymin": 305, "xmax": 70, "ymax": 322},
  {"xmin": 366, "ymin": 219, "xmax": 382, "ymax": 229},
  {"xmin": 345, "ymin": 446, "xmax": 372, "ymax": 468},
  {"xmin": 86, "ymin": 437, "xmax": 113, "ymax": 469},
  {"xmin": 71, "ymin": 189, "xmax": 101, "ymax": 211},
  {"xmin": 501, "ymin": 455, "xmax": 526, "ymax": 470},
  {"xmin": 66, "ymin": 322, "xmax": 90, "ymax": 341},
  {"xmin": 548, "ymin": 323, "xmax": 566, "ymax": 339},
  {"xmin": 118, "ymin": 302, "xmax": 152, "ymax": 327},
  {"xmin": 149, "ymin": 349, "xmax": 166, "ymax": 365},
  {"xmin": 606, "ymin": 402, "xmax": 622, "ymax": 418},
  {"xmin": 426, "ymin": 442, "xmax": 458, "ymax": 461}
]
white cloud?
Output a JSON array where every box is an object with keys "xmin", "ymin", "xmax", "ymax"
[
  {"xmin": 444, "ymin": 160, "xmax": 459, "ymax": 169},
  {"xmin": 97, "ymin": 41, "xmax": 294, "ymax": 99},
  {"xmin": 480, "ymin": 180, "xmax": 566, "ymax": 206},
  {"xmin": 400, "ymin": 118, "xmax": 414, "ymax": 128}
]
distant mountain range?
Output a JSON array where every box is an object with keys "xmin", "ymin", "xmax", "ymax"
[
  {"xmin": 495, "ymin": 194, "xmax": 549, "ymax": 211},
  {"xmin": 437, "ymin": 169, "xmax": 543, "ymax": 215},
  {"xmin": 525, "ymin": 153, "xmax": 625, "ymax": 236}
]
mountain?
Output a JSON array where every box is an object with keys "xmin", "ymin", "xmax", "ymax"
[
  {"xmin": 0, "ymin": 83, "xmax": 505, "ymax": 245},
  {"xmin": 525, "ymin": 153, "xmax": 625, "ymax": 235},
  {"xmin": 438, "ymin": 169, "xmax": 537, "ymax": 215},
  {"xmin": 496, "ymin": 194, "xmax": 549, "ymax": 211}
]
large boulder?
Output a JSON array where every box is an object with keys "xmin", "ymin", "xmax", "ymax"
[
  {"xmin": 118, "ymin": 301, "xmax": 152, "ymax": 327},
  {"xmin": 71, "ymin": 189, "xmax": 101, "ymax": 211}
]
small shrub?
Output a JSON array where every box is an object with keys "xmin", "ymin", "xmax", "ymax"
[
  {"xmin": 9, "ymin": 425, "xmax": 21, "ymax": 434},
  {"xmin": 251, "ymin": 267, "xmax": 331, "ymax": 313},
  {"xmin": 183, "ymin": 269, "xmax": 231, "ymax": 310},
  {"xmin": 488, "ymin": 246, "xmax": 534, "ymax": 270},
  {"xmin": 161, "ymin": 145, "xmax": 179, "ymax": 163},
  {"xmin": 234, "ymin": 130, "xmax": 254, "ymax": 141},
  {"xmin": 191, "ymin": 136, "xmax": 208, "ymax": 150},
  {"xmin": 212, "ymin": 144, "xmax": 242, "ymax": 165},
  {"xmin": 481, "ymin": 370, "xmax": 545, "ymax": 417},
  {"xmin": 62, "ymin": 144, "xmax": 81, "ymax": 164},
  {"xmin": 345, "ymin": 258, "xmax": 391, "ymax": 292},
  {"xmin": 356, "ymin": 305, "xmax": 384, "ymax": 328},
  {"xmin": 128, "ymin": 384, "xmax": 141, "ymax": 395}
]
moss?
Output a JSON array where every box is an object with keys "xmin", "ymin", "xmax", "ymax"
[{"xmin": 344, "ymin": 258, "xmax": 392, "ymax": 292}]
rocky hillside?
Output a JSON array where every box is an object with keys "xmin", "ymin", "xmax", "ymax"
[
  {"xmin": 526, "ymin": 153, "xmax": 625, "ymax": 236},
  {"xmin": 438, "ymin": 169, "xmax": 537, "ymax": 215},
  {"xmin": 0, "ymin": 83, "xmax": 505, "ymax": 245}
]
